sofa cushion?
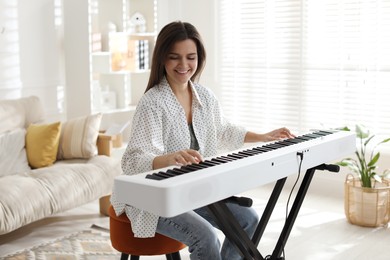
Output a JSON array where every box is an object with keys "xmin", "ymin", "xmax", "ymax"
[
  {"xmin": 26, "ymin": 122, "xmax": 62, "ymax": 169},
  {"xmin": 0, "ymin": 155, "xmax": 121, "ymax": 235},
  {"xmin": 0, "ymin": 96, "xmax": 45, "ymax": 134},
  {"xmin": 0, "ymin": 173, "xmax": 54, "ymax": 234},
  {"xmin": 57, "ymin": 113, "xmax": 102, "ymax": 160},
  {"xmin": 0, "ymin": 128, "xmax": 30, "ymax": 177}
]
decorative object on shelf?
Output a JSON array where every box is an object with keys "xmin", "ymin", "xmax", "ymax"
[
  {"xmin": 108, "ymin": 21, "xmax": 117, "ymax": 33},
  {"xmin": 126, "ymin": 39, "xmax": 149, "ymax": 71},
  {"xmin": 101, "ymin": 86, "xmax": 117, "ymax": 110},
  {"xmin": 109, "ymin": 33, "xmax": 128, "ymax": 71},
  {"xmin": 337, "ymin": 125, "xmax": 390, "ymax": 227},
  {"xmin": 91, "ymin": 33, "xmax": 102, "ymax": 52},
  {"xmin": 127, "ymin": 12, "xmax": 146, "ymax": 33}
]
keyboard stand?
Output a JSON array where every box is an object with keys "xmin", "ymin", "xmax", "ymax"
[{"xmin": 206, "ymin": 164, "xmax": 338, "ymax": 260}]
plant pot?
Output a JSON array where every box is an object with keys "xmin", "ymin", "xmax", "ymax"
[{"xmin": 344, "ymin": 174, "xmax": 390, "ymax": 227}]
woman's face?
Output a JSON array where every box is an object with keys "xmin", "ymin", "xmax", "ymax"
[{"xmin": 165, "ymin": 39, "xmax": 198, "ymax": 88}]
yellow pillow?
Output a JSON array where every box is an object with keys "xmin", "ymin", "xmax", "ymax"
[{"xmin": 26, "ymin": 122, "xmax": 61, "ymax": 169}]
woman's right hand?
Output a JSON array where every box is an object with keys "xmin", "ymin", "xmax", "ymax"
[{"xmin": 153, "ymin": 149, "xmax": 203, "ymax": 169}]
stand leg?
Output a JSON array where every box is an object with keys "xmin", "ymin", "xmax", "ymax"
[
  {"xmin": 252, "ymin": 178, "xmax": 287, "ymax": 247},
  {"xmin": 270, "ymin": 167, "xmax": 316, "ymax": 259},
  {"xmin": 207, "ymin": 202, "xmax": 264, "ymax": 260}
]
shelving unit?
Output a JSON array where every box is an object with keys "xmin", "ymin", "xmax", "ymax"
[
  {"xmin": 90, "ymin": 0, "xmax": 157, "ymax": 113},
  {"xmin": 63, "ymin": 0, "xmax": 157, "ymax": 120}
]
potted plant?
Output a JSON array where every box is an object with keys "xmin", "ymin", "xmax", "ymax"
[{"xmin": 337, "ymin": 125, "xmax": 390, "ymax": 227}]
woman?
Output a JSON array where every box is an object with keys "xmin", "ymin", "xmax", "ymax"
[{"xmin": 111, "ymin": 21, "xmax": 295, "ymax": 260}]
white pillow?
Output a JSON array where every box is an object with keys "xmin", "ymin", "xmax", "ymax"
[
  {"xmin": 0, "ymin": 128, "xmax": 31, "ymax": 176},
  {"xmin": 57, "ymin": 113, "xmax": 102, "ymax": 160}
]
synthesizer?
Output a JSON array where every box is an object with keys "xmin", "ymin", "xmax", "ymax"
[{"xmin": 114, "ymin": 130, "xmax": 355, "ymax": 217}]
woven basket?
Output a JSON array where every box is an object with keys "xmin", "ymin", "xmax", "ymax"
[{"xmin": 344, "ymin": 174, "xmax": 390, "ymax": 227}]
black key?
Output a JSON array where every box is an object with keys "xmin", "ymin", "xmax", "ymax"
[
  {"xmin": 248, "ymin": 148, "xmax": 263, "ymax": 154},
  {"xmin": 274, "ymin": 141, "xmax": 293, "ymax": 147},
  {"xmin": 165, "ymin": 170, "xmax": 179, "ymax": 177},
  {"xmin": 200, "ymin": 161, "xmax": 219, "ymax": 167},
  {"xmin": 180, "ymin": 165, "xmax": 200, "ymax": 172},
  {"xmin": 179, "ymin": 167, "xmax": 193, "ymax": 173},
  {"xmin": 239, "ymin": 151, "xmax": 255, "ymax": 156},
  {"xmin": 265, "ymin": 143, "xmax": 285, "ymax": 149},
  {"xmin": 304, "ymin": 133, "xmax": 322, "ymax": 138},
  {"xmin": 243, "ymin": 149, "xmax": 262, "ymax": 155},
  {"xmin": 219, "ymin": 156, "xmax": 237, "ymax": 161},
  {"xmin": 317, "ymin": 130, "xmax": 333, "ymax": 136},
  {"xmin": 211, "ymin": 158, "xmax": 229, "ymax": 163},
  {"xmin": 154, "ymin": 172, "xmax": 171, "ymax": 179},
  {"xmin": 146, "ymin": 174, "xmax": 163, "ymax": 180},
  {"xmin": 254, "ymin": 147, "xmax": 274, "ymax": 152},
  {"xmin": 183, "ymin": 165, "xmax": 201, "ymax": 171},
  {"xmin": 228, "ymin": 154, "xmax": 246, "ymax": 159},
  {"xmin": 189, "ymin": 164, "xmax": 209, "ymax": 169},
  {"xmin": 171, "ymin": 168, "xmax": 187, "ymax": 175}
]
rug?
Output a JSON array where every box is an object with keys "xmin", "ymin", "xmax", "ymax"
[{"xmin": 1, "ymin": 226, "xmax": 120, "ymax": 260}]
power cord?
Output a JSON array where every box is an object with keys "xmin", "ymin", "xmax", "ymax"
[{"xmin": 282, "ymin": 151, "xmax": 304, "ymax": 259}]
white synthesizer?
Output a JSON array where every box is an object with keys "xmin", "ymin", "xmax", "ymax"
[{"xmin": 114, "ymin": 130, "xmax": 355, "ymax": 217}]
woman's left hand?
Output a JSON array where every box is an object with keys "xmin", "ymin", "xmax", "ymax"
[{"xmin": 263, "ymin": 127, "xmax": 295, "ymax": 142}]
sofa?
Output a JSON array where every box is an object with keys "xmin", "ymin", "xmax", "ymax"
[{"xmin": 0, "ymin": 96, "xmax": 122, "ymax": 235}]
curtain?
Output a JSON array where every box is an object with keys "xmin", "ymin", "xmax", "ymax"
[{"xmin": 218, "ymin": 0, "xmax": 390, "ymax": 135}]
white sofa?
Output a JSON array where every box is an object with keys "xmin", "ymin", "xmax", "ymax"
[{"xmin": 0, "ymin": 96, "xmax": 121, "ymax": 235}]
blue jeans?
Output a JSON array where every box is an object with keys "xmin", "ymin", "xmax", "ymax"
[{"xmin": 156, "ymin": 202, "xmax": 259, "ymax": 260}]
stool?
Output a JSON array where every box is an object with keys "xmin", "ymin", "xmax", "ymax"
[{"xmin": 108, "ymin": 205, "xmax": 186, "ymax": 260}]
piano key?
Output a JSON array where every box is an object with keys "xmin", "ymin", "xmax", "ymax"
[
  {"xmin": 265, "ymin": 143, "xmax": 287, "ymax": 149},
  {"xmin": 228, "ymin": 154, "xmax": 247, "ymax": 159},
  {"xmin": 219, "ymin": 156, "xmax": 237, "ymax": 161},
  {"xmin": 183, "ymin": 164, "xmax": 207, "ymax": 171},
  {"xmin": 166, "ymin": 169, "xmax": 180, "ymax": 176},
  {"xmin": 155, "ymin": 172, "xmax": 171, "ymax": 178},
  {"xmin": 144, "ymin": 130, "xmax": 342, "ymax": 183},
  {"xmin": 238, "ymin": 151, "xmax": 256, "ymax": 156},
  {"xmin": 201, "ymin": 160, "xmax": 220, "ymax": 166},
  {"xmin": 145, "ymin": 174, "xmax": 164, "ymax": 180},
  {"xmin": 170, "ymin": 168, "xmax": 187, "ymax": 175},
  {"xmin": 317, "ymin": 130, "xmax": 333, "ymax": 135},
  {"xmin": 211, "ymin": 158, "xmax": 230, "ymax": 164},
  {"xmin": 183, "ymin": 165, "xmax": 202, "ymax": 171},
  {"xmin": 254, "ymin": 147, "xmax": 274, "ymax": 152},
  {"xmin": 242, "ymin": 149, "xmax": 262, "ymax": 155}
]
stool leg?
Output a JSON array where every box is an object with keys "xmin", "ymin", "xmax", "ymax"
[
  {"xmin": 166, "ymin": 251, "xmax": 181, "ymax": 260},
  {"xmin": 120, "ymin": 253, "xmax": 129, "ymax": 260},
  {"xmin": 129, "ymin": 255, "xmax": 139, "ymax": 260}
]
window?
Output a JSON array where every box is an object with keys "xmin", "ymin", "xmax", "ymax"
[{"xmin": 218, "ymin": 0, "xmax": 390, "ymax": 135}]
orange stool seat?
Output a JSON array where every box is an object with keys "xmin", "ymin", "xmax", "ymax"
[{"xmin": 108, "ymin": 205, "xmax": 186, "ymax": 260}]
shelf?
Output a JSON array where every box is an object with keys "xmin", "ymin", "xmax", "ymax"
[
  {"xmin": 91, "ymin": 52, "xmax": 151, "ymax": 74},
  {"xmin": 93, "ymin": 105, "xmax": 137, "ymax": 115},
  {"xmin": 89, "ymin": 0, "xmax": 157, "ymax": 114}
]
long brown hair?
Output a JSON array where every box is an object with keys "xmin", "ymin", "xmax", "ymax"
[{"xmin": 145, "ymin": 21, "xmax": 206, "ymax": 92}]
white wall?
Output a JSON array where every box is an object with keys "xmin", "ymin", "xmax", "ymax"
[
  {"xmin": 158, "ymin": 0, "xmax": 219, "ymax": 94},
  {"xmin": 0, "ymin": 0, "xmax": 64, "ymax": 122}
]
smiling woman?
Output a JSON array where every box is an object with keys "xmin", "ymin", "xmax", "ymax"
[{"xmin": 110, "ymin": 20, "xmax": 294, "ymax": 260}]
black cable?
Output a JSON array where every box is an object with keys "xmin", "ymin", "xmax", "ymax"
[{"xmin": 281, "ymin": 152, "xmax": 304, "ymax": 259}]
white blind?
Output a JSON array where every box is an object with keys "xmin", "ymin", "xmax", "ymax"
[{"xmin": 219, "ymin": 0, "xmax": 390, "ymax": 135}]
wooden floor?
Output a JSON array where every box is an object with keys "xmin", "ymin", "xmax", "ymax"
[{"xmin": 1, "ymin": 175, "xmax": 390, "ymax": 260}]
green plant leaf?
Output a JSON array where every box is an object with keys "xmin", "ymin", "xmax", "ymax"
[
  {"xmin": 378, "ymin": 137, "xmax": 390, "ymax": 145},
  {"xmin": 355, "ymin": 124, "xmax": 369, "ymax": 139},
  {"xmin": 368, "ymin": 152, "xmax": 380, "ymax": 167},
  {"xmin": 364, "ymin": 135, "xmax": 375, "ymax": 146},
  {"xmin": 373, "ymin": 174, "xmax": 382, "ymax": 183}
]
